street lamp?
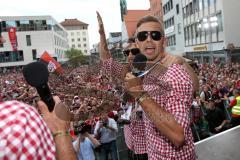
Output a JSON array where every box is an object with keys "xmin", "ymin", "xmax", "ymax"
[{"xmin": 198, "ymin": 16, "xmax": 218, "ymax": 64}]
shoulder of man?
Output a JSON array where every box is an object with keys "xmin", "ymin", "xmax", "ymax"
[{"xmin": 162, "ymin": 54, "xmax": 199, "ymax": 92}]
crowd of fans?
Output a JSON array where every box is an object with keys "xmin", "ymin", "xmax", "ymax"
[
  {"xmin": 190, "ymin": 62, "xmax": 240, "ymax": 141},
  {"xmin": 0, "ymin": 60, "xmax": 240, "ymax": 158}
]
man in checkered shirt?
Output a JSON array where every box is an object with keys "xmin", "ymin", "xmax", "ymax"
[
  {"xmin": 121, "ymin": 37, "xmax": 148, "ymax": 159},
  {"xmin": 97, "ymin": 12, "xmax": 197, "ymax": 160},
  {"xmin": 0, "ymin": 96, "xmax": 77, "ymax": 160},
  {"xmin": 96, "ymin": 12, "xmax": 148, "ymax": 158}
]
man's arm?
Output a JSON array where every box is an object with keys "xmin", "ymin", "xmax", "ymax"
[
  {"xmin": 106, "ymin": 119, "xmax": 118, "ymax": 132},
  {"xmin": 139, "ymin": 98, "xmax": 185, "ymax": 147},
  {"xmin": 38, "ymin": 96, "xmax": 77, "ymax": 160},
  {"xmin": 96, "ymin": 11, "xmax": 129, "ymax": 81},
  {"xmin": 97, "ymin": 11, "xmax": 111, "ymax": 60},
  {"xmin": 215, "ymin": 120, "xmax": 230, "ymax": 132},
  {"xmin": 85, "ymin": 133, "xmax": 101, "ymax": 147}
]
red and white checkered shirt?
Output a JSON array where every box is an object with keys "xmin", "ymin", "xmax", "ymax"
[
  {"xmin": 124, "ymin": 110, "xmax": 147, "ymax": 154},
  {"xmin": 0, "ymin": 100, "xmax": 56, "ymax": 159},
  {"xmin": 103, "ymin": 59, "xmax": 147, "ymax": 154},
  {"xmin": 130, "ymin": 110, "xmax": 147, "ymax": 154},
  {"xmin": 103, "ymin": 59, "xmax": 195, "ymax": 160}
]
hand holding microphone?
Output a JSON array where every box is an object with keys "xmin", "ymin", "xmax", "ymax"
[{"xmin": 124, "ymin": 54, "xmax": 148, "ymax": 99}]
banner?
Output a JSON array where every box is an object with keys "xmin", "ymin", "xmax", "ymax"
[
  {"xmin": 40, "ymin": 51, "xmax": 63, "ymax": 74},
  {"xmin": 7, "ymin": 27, "xmax": 18, "ymax": 51}
]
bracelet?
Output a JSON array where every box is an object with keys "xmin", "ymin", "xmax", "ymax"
[
  {"xmin": 137, "ymin": 93, "xmax": 150, "ymax": 104},
  {"xmin": 52, "ymin": 131, "xmax": 70, "ymax": 138}
]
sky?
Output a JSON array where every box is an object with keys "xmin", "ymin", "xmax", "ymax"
[{"xmin": 0, "ymin": 0, "xmax": 150, "ymax": 48}]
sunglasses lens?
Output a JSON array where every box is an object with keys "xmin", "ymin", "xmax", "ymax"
[
  {"xmin": 131, "ymin": 48, "xmax": 140, "ymax": 55},
  {"xmin": 123, "ymin": 50, "xmax": 130, "ymax": 56},
  {"xmin": 137, "ymin": 31, "xmax": 162, "ymax": 41},
  {"xmin": 137, "ymin": 31, "xmax": 148, "ymax": 41},
  {"xmin": 151, "ymin": 31, "xmax": 162, "ymax": 41}
]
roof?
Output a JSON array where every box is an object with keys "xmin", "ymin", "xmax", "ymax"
[
  {"xmin": 60, "ymin": 19, "xmax": 88, "ymax": 27},
  {"xmin": 124, "ymin": 10, "xmax": 150, "ymax": 37}
]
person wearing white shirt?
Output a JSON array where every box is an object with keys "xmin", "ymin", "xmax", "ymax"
[
  {"xmin": 73, "ymin": 125, "xmax": 100, "ymax": 160},
  {"xmin": 94, "ymin": 114, "xmax": 118, "ymax": 160}
]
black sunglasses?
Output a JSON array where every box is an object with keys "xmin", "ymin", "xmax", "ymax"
[
  {"xmin": 123, "ymin": 48, "xmax": 140, "ymax": 56},
  {"xmin": 137, "ymin": 31, "xmax": 162, "ymax": 41}
]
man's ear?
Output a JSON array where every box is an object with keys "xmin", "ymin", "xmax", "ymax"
[
  {"xmin": 135, "ymin": 38, "xmax": 140, "ymax": 48},
  {"xmin": 163, "ymin": 36, "xmax": 167, "ymax": 48}
]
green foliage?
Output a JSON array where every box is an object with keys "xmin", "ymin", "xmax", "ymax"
[{"xmin": 65, "ymin": 48, "xmax": 87, "ymax": 67}]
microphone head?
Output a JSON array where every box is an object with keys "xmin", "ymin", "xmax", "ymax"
[
  {"xmin": 132, "ymin": 53, "xmax": 147, "ymax": 71},
  {"xmin": 23, "ymin": 61, "xmax": 49, "ymax": 87}
]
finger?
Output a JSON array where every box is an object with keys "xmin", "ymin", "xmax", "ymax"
[
  {"xmin": 53, "ymin": 96, "xmax": 61, "ymax": 105},
  {"xmin": 37, "ymin": 100, "xmax": 50, "ymax": 115}
]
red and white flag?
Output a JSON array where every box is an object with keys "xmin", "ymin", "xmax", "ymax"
[
  {"xmin": 40, "ymin": 51, "xmax": 63, "ymax": 74},
  {"xmin": 7, "ymin": 27, "xmax": 18, "ymax": 51}
]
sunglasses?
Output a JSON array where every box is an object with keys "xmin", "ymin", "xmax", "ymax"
[
  {"xmin": 123, "ymin": 48, "xmax": 140, "ymax": 56},
  {"xmin": 137, "ymin": 31, "xmax": 162, "ymax": 41}
]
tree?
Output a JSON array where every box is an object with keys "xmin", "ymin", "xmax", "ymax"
[{"xmin": 65, "ymin": 48, "xmax": 87, "ymax": 67}]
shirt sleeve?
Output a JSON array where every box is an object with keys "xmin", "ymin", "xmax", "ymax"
[
  {"xmin": 86, "ymin": 138, "xmax": 95, "ymax": 148},
  {"xmin": 102, "ymin": 58, "xmax": 128, "ymax": 80},
  {"xmin": 109, "ymin": 118, "xmax": 118, "ymax": 132},
  {"xmin": 72, "ymin": 139, "xmax": 78, "ymax": 152},
  {"xmin": 164, "ymin": 64, "xmax": 193, "ymax": 133},
  {"xmin": 94, "ymin": 121, "xmax": 100, "ymax": 136}
]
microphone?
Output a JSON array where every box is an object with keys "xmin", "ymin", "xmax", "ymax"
[
  {"xmin": 132, "ymin": 53, "xmax": 147, "ymax": 77},
  {"xmin": 23, "ymin": 61, "xmax": 55, "ymax": 112}
]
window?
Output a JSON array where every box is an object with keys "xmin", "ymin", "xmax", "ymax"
[
  {"xmin": 77, "ymin": 32, "xmax": 80, "ymax": 36},
  {"xmin": 0, "ymin": 43, "xmax": 3, "ymax": 48},
  {"xmin": 72, "ymin": 38, "xmax": 75, "ymax": 42},
  {"xmin": 193, "ymin": 0, "xmax": 199, "ymax": 13},
  {"xmin": 170, "ymin": 0, "xmax": 173, "ymax": 9},
  {"xmin": 217, "ymin": 13, "xmax": 223, "ymax": 32},
  {"xmin": 78, "ymin": 44, "xmax": 81, "ymax": 48},
  {"xmin": 178, "ymin": 23, "xmax": 181, "ymax": 34},
  {"xmin": 199, "ymin": 0, "xmax": 203, "ymax": 10},
  {"xmin": 176, "ymin": 4, "xmax": 179, "ymax": 14},
  {"xmin": 77, "ymin": 38, "xmax": 81, "ymax": 41},
  {"xmin": 82, "ymin": 32, "xmax": 86, "ymax": 36},
  {"xmin": 203, "ymin": 0, "xmax": 208, "ymax": 8},
  {"xmin": 72, "ymin": 44, "xmax": 75, "ymax": 48},
  {"xmin": 83, "ymin": 38, "xmax": 86, "ymax": 41},
  {"xmin": 189, "ymin": 2, "xmax": 193, "ymax": 15},
  {"xmin": 71, "ymin": 32, "xmax": 74, "ymax": 36},
  {"xmin": 167, "ymin": 35, "xmax": 176, "ymax": 46},
  {"xmin": 183, "ymin": 7, "xmax": 186, "ymax": 18},
  {"xmin": 32, "ymin": 49, "xmax": 37, "ymax": 60},
  {"xmin": 84, "ymin": 50, "xmax": 87, "ymax": 53},
  {"xmin": 26, "ymin": 35, "xmax": 31, "ymax": 46},
  {"xmin": 84, "ymin": 44, "xmax": 87, "ymax": 47},
  {"xmin": 0, "ymin": 51, "xmax": 24, "ymax": 62}
]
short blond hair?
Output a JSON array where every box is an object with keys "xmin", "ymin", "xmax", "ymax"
[{"xmin": 136, "ymin": 15, "xmax": 165, "ymax": 35}]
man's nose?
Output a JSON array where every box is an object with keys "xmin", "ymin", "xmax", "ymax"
[{"xmin": 146, "ymin": 33, "xmax": 152, "ymax": 42}]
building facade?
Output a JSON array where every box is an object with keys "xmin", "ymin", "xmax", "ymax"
[
  {"xmin": 182, "ymin": 0, "xmax": 240, "ymax": 63},
  {"xmin": 163, "ymin": 0, "xmax": 185, "ymax": 56},
  {"xmin": 0, "ymin": 16, "xmax": 68, "ymax": 68},
  {"xmin": 149, "ymin": 0, "xmax": 163, "ymax": 20},
  {"xmin": 60, "ymin": 19, "xmax": 90, "ymax": 56}
]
